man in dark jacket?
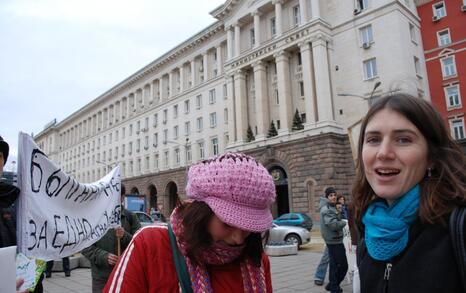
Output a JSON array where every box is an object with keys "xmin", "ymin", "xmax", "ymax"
[
  {"xmin": 82, "ymin": 185, "xmax": 141, "ymax": 293},
  {"xmin": 320, "ymin": 186, "xmax": 348, "ymax": 293},
  {"xmin": 0, "ymin": 135, "xmax": 19, "ymax": 248}
]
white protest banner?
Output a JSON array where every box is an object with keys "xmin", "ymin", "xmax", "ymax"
[{"xmin": 17, "ymin": 133, "xmax": 122, "ymax": 261}]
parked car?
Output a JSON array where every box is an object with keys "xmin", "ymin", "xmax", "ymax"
[
  {"xmin": 268, "ymin": 224, "xmax": 311, "ymax": 247},
  {"xmin": 273, "ymin": 212, "xmax": 313, "ymax": 231},
  {"xmin": 150, "ymin": 210, "xmax": 166, "ymax": 222},
  {"xmin": 134, "ymin": 211, "xmax": 155, "ymax": 227}
]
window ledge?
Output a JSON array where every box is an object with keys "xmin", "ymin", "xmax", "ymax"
[
  {"xmin": 443, "ymin": 74, "xmax": 458, "ymax": 80},
  {"xmin": 447, "ymin": 105, "xmax": 463, "ymax": 111}
]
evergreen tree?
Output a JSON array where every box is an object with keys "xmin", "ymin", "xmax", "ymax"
[
  {"xmin": 292, "ymin": 109, "xmax": 304, "ymax": 131},
  {"xmin": 246, "ymin": 125, "xmax": 255, "ymax": 142},
  {"xmin": 267, "ymin": 121, "xmax": 278, "ymax": 138}
]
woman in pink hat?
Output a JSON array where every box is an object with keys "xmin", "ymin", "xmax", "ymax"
[{"xmin": 104, "ymin": 152, "xmax": 276, "ymax": 293}]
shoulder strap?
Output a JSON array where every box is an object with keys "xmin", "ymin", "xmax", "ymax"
[
  {"xmin": 167, "ymin": 223, "xmax": 193, "ymax": 293},
  {"xmin": 449, "ymin": 206, "xmax": 466, "ymax": 292}
]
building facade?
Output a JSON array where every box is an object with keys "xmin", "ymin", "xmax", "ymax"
[
  {"xmin": 35, "ymin": 0, "xmax": 429, "ymax": 220},
  {"xmin": 416, "ymin": 0, "xmax": 466, "ymax": 140}
]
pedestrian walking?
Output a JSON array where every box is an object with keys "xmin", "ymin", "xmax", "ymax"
[
  {"xmin": 320, "ymin": 187, "xmax": 348, "ymax": 293},
  {"xmin": 313, "ymin": 187, "xmax": 335, "ymax": 286},
  {"xmin": 104, "ymin": 152, "xmax": 276, "ymax": 292},
  {"xmin": 82, "ymin": 184, "xmax": 141, "ymax": 293},
  {"xmin": 352, "ymin": 94, "xmax": 466, "ymax": 292}
]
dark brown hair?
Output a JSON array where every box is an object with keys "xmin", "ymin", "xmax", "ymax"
[
  {"xmin": 177, "ymin": 201, "xmax": 266, "ymax": 266},
  {"xmin": 352, "ymin": 94, "xmax": 466, "ymax": 228}
]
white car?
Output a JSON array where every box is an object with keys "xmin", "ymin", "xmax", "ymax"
[
  {"xmin": 268, "ymin": 223, "xmax": 311, "ymax": 247},
  {"xmin": 134, "ymin": 211, "xmax": 168, "ymax": 228}
]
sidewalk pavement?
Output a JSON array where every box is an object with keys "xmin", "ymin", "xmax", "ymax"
[{"xmin": 43, "ymin": 232, "xmax": 354, "ymax": 292}]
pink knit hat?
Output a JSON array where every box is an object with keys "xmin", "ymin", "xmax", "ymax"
[{"xmin": 186, "ymin": 152, "xmax": 276, "ymax": 233}]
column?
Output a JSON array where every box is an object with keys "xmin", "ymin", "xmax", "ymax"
[
  {"xmin": 124, "ymin": 98, "xmax": 129, "ymax": 119},
  {"xmin": 298, "ymin": 41, "xmax": 316, "ymax": 125},
  {"xmin": 98, "ymin": 111, "xmax": 102, "ymax": 131},
  {"xmin": 274, "ymin": 50, "xmax": 293, "ymax": 133},
  {"xmin": 203, "ymin": 52, "xmax": 209, "ymax": 81},
  {"xmin": 168, "ymin": 71, "xmax": 173, "ymax": 98},
  {"xmin": 226, "ymin": 75, "xmax": 236, "ymax": 144},
  {"xmin": 252, "ymin": 11, "xmax": 261, "ymax": 48},
  {"xmin": 216, "ymin": 45, "xmax": 224, "ymax": 75},
  {"xmin": 311, "ymin": 0, "xmax": 321, "ymax": 19},
  {"xmin": 273, "ymin": 0, "xmax": 283, "ymax": 37},
  {"xmin": 190, "ymin": 60, "xmax": 196, "ymax": 87},
  {"xmin": 312, "ymin": 35, "xmax": 333, "ymax": 122},
  {"xmin": 179, "ymin": 65, "xmax": 185, "ymax": 92},
  {"xmin": 129, "ymin": 94, "xmax": 134, "ymax": 115},
  {"xmin": 234, "ymin": 70, "xmax": 248, "ymax": 142},
  {"xmin": 226, "ymin": 27, "xmax": 234, "ymax": 60},
  {"xmin": 299, "ymin": 0, "xmax": 309, "ymax": 24},
  {"xmin": 140, "ymin": 89, "xmax": 145, "ymax": 109},
  {"xmin": 115, "ymin": 102, "xmax": 120, "ymax": 122},
  {"xmin": 253, "ymin": 61, "xmax": 269, "ymax": 139},
  {"xmin": 234, "ymin": 24, "xmax": 241, "ymax": 57}
]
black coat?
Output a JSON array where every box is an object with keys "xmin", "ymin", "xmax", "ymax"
[
  {"xmin": 358, "ymin": 218, "xmax": 464, "ymax": 293},
  {"xmin": 0, "ymin": 182, "xmax": 19, "ymax": 248}
]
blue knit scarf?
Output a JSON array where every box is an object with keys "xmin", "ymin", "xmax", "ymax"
[{"xmin": 362, "ymin": 184, "xmax": 420, "ymax": 261}]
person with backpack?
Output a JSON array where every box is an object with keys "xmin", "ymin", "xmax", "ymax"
[
  {"xmin": 104, "ymin": 153, "xmax": 276, "ymax": 293},
  {"xmin": 82, "ymin": 184, "xmax": 140, "ymax": 293},
  {"xmin": 352, "ymin": 94, "xmax": 466, "ymax": 292}
]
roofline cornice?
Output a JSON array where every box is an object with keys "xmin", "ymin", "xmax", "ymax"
[{"xmin": 53, "ymin": 20, "xmax": 225, "ymax": 131}]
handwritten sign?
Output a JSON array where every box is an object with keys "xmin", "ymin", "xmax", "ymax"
[{"xmin": 17, "ymin": 133, "xmax": 121, "ymax": 261}]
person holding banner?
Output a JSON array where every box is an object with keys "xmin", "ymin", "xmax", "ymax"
[
  {"xmin": 82, "ymin": 185, "xmax": 140, "ymax": 293},
  {"xmin": 352, "ymin": 94, "xmax": 466, "ymax": 292},
  {"xmin": 0, "ymin": 135, "xmax": 42, "ymax": 293},
  {"xmin": 104, "ymin": 152, "xmax": 276, "ymax": 293}
]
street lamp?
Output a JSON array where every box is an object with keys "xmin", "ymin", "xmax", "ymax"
[
  {"xmin": 96, "ymin": 160, "xmax": 119, "ymax": 172},
  {"xmin": 337, "ymin": 81, "xmax": 382, "ymax": 103}
]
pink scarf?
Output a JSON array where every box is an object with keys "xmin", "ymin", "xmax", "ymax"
[{"xmin": 170, "ymin": 207, "xmax": 267, "ymax": 293}]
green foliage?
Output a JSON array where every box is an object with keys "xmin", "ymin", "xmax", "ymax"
[
  {"xmin": 292, "ymin": 109, "xmax": 304, "ymax": 131},
  {"xmin": 267, "ymin": 121, "xmax": 278, "ymax": 138},
  {"xmin": 246, "ymin": 125, "xmax": 255, "ymax": 142}
]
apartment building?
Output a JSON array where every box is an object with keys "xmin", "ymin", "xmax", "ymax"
[
  {"xmin": 35, "ymin": 0, "xmax": 429, "ymax": 219},
  {"xmin": 416, "ymin": 0, "xmax": 466, "ymax": 140}
]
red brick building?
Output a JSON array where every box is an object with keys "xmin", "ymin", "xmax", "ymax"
[{"xmin": 416, "ymin": 0, "xmax": 466, "ymax": 140}]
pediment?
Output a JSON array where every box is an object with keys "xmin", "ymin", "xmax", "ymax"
[
  {"xmin": 438, "ymin": 48, "xmax": 455, "ymax": 57},
  {"xmin": 211, "ymin": 0, "xmax": 270, "ymax": 25}
]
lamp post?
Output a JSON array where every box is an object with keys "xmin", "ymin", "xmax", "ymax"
[
  {"xmin": 337, "ymin": 81, "xmax": 381, "ymax": 104},
  {"xmin": 96, "ymin": 160, "xmax": 119, "ymax": 172}
]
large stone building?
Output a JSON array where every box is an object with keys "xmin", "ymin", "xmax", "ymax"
[{"xmin": 35, "ymin": 0, "xmax": 429, "ymax": 220}]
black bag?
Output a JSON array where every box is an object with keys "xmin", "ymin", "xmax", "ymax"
[{"xmin": 449, "ymin": 206, "xmax": 466, "ymax": 292}]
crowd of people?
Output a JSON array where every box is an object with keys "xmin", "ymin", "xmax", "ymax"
[{"xmin": 1, "ymin": 93, "xmax": 465, "ymax": 293}]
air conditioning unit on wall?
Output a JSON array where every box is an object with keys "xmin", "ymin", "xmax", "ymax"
[
  {"xmin": 461, "ymin": 5, "xmax": 466, "ymax": 12},
  {"xmin": 432, "ymin": 15, "xmax": 440, "ymax": 22},
  {"xmin": 362, "ymin": 42, "xmax": 371, "ymax": 49}
]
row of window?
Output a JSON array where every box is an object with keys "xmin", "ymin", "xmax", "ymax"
[
  {"xmin": 61, "ymin": 109, "xmax": 226, "ymax": 162},
  {"xmin": 65, "ymin": 135, "xmax": 223, "ymax": 180}
]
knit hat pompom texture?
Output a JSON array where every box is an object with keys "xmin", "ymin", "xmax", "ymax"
[{"xmin": 186, "ymin": 152, "xmax": 276, "ymax": 233}]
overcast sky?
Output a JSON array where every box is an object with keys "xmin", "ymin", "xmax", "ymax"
[{"xmin": 0, "ymin": 0, "xmax": 225, "ymax": 171}]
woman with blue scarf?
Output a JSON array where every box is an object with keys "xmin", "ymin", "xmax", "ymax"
[{"xmin": 352, "ymin": 94, "xmax": 466, "ymax": 293}]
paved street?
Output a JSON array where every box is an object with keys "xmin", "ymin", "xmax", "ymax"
[{"xmin": 43, "ymin": 236, "xmax": 354, "ymax": 293}]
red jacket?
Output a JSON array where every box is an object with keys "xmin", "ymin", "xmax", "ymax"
[{"xmin": 104, "ymin": 225, "xmax": 273, "ymax": 293}]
